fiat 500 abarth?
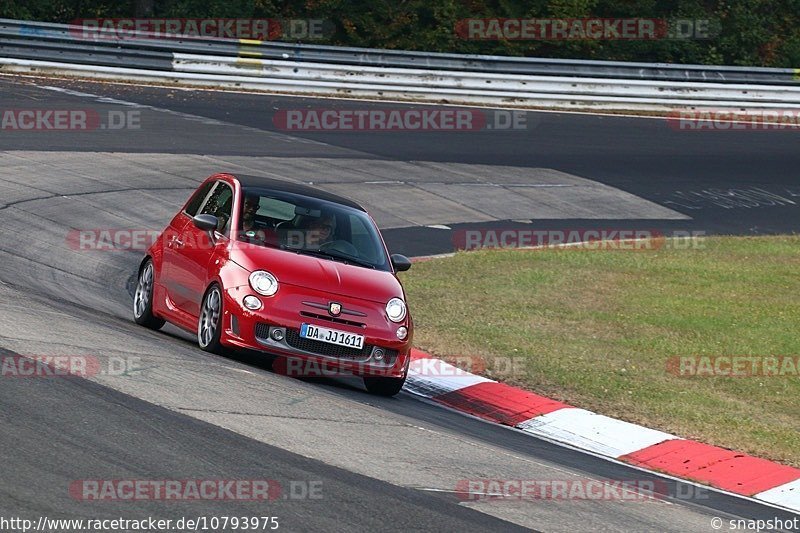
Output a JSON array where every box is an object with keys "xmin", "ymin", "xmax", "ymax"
[{"xmin": 133, "ymin": 174, "xmax": 413, "ymax": 396}]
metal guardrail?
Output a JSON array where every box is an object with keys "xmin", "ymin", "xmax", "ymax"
[{"xmin": 1, "ymin": 18, "xmax": 799, "ymax": 110}]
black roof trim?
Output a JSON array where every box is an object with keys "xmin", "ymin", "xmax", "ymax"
[{"xmin": 232, "ymin": 174, "xmax": 365, "ymax": 211}]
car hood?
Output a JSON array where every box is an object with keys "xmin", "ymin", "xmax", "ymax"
[{"xmin": 229, "ymin": 242, "xmax": 403, "ymax": 303}]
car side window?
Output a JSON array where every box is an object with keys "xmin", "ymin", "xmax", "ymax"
[
  {"xmin": 184, "ymin": 181, "xmax": 215, "ymax": 217},
  {"xmin": 199, "ymin": 182, "xmax": 234, "ymax": 235}
]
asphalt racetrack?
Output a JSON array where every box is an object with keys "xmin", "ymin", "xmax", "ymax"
[{"xmin": 0, "ymin": 74, "xmax": 798, "ymax": 532}]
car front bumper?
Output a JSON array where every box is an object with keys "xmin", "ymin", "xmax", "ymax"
[{"xmin": 219, "ymin": 285, "xmax": 412, "ymax": 379}]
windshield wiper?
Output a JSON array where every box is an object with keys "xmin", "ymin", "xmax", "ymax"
[{"xmin": 291, "ymin": 248, "xmax": 376, "ymax": 269}]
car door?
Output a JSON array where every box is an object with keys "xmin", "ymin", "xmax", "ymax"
[
  {"xmin": 169, "ymin": 181, "xmax": 234, "ymax": 318},
  {"xmin": 161, "ymin": 180, "xmax": 215, "ymax": 308}
]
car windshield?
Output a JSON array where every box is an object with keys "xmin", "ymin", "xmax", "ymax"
[{"xmin": 237, "ymin": 187, "xmax": 391, "ymax": 271}]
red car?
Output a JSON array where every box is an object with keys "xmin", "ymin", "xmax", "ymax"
[{"xmin": 132, "ymin": 174, "xmax": 413, "ymax": 396}]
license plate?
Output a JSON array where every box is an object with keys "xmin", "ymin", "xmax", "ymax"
[{"xmin": 300, "ymin": 323, "xmax": 364, "ymax": 350}]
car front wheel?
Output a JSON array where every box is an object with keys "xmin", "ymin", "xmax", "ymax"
[
  {"xmin": 133, "ymin": 259, "xmax": 165, "ymax": 330},
  {"xmin": 198, "ymin": 284, "xmax": 224, "ymax": 353}
]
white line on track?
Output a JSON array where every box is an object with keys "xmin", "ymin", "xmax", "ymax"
[{"xmin": 35, "ymin": 84, "xmax": 330, "ymax": 146}]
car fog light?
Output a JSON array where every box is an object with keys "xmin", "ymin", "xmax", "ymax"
[
  {"xmin": 243, "ymin": 295, "xmax": 262, "ymax": 311},
  {"xmin": 271, "ymin": 328, "xmax": 285, "ymax": 342},
  {"xmin": 373, "ymin": 348, "xmax": 385, "ymax": 362},
  {"xmin": 396, "ymin": 326, "xmax": 408, "ymax": 340}
]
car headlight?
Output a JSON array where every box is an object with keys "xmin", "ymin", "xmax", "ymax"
[
  {"xmin": 386, "ymin": 298, "xmax": 406, "ymax": 323},
  {"xmin": 249, "ymin": 270, "xmax": 279, "ymax": 296}
]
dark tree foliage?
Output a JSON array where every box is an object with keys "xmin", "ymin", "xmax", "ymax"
[{"xmin": 2, "ymin": 0, "xmax": 800, "ymax": 67}]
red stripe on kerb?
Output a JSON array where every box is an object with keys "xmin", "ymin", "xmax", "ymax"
[
  {"xmin": 434, "ymin": 381, "xmax": 571, "ymax": 426},
  {"xmin": 410, "ymin": 349, "xmax": 431, "ymax": 361},
  {"xmin": 620, "ymin": 440, "xmax": 800, "ymax": 495}
]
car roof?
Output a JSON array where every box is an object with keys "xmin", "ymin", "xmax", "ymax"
[{"xmin": 232, "ymin": 174, "xmax": 365, "ymax": 211}]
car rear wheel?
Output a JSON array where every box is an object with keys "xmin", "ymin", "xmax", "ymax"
[
  {"xmin": 133, "ymin": 259, "xmax": 165, "ymax": 330},
  {"xmin": 198, "ymin": 284, "xmax": 224, "ymax": 353},
  {"xmin": 363, "ymin": 376, "xmax": 406, "ymax": 397}
]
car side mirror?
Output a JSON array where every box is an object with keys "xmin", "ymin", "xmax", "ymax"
[
  {"xmin": 193, "ymin": 214, "xmax": 218, "ymax": 233},
  {"xmin": 391, "ymin": 254, "xmax": 412, "ymax": 272}
]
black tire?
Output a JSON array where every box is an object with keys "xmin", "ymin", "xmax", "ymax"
[
  {"xmin": 198, "ymin": 283, "xmax": 224, "ymax": 354},
  {"xmin": 133, "ymin": 259, "xmax": 166, "ymax": 330},
  {"xmin": 363, "ymin": 376, "xmax": 406, "ymax": 397}
]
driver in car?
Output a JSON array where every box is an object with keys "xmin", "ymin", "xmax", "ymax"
[
  {"xmin": 303, "ymin": 213, "xmax": 335, "ymax": 248},
  {"xmin": 299, "ymin": 213, "xmax": 361, "ymax": 259}
]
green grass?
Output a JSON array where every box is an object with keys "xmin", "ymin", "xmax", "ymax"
[{"xmin": 402, "ymin": 236, "xmax": 800, "ymax": 466}]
